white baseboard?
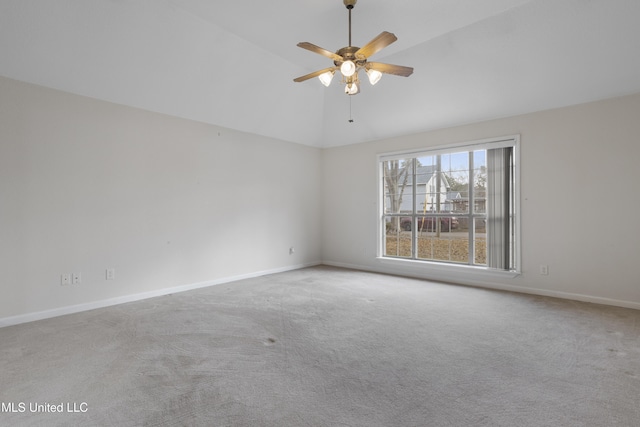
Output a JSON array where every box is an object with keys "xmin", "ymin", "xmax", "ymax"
[
  {"xmin": 4, "ymin": 259, "xmax": 636, "ymax": 328},
  {"xmin": 322, "ymin": 260, "xmax": 640, "ymax": 311},
  {"xmin": 0, "ymin": 261, "xmax": 321, "ymax": 328}
]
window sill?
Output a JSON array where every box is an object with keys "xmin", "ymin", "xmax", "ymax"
[{"xmin": 376, "ymin": 256, "xmax": 521, "ymax": 280}]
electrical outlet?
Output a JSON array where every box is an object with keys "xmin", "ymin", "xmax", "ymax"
[
  {"xmin": 539, "ymin": 265, "xmax": 549, "ymax": 275},
  {"xmin": 106, "ymin": 268, "xmax": 115, "ymax": 280},
  {"xmin": 72, "ymin": 272, "xmax": 81, "ymax": 284},
  {"xmin": 61, "ymin": 274, "xmax": 71, "ymax": 286},
  {"xmin": 289, "ymin": 247, "xmax": 295, "ymax": 255}
]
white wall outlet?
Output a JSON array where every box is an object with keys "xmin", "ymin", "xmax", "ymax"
[
  {"xmin": 106, "ymin": 268, "xmax": 115, "ymax": 280},
  {"xmin": 289, "ymin": 247, "xmax": 295, "ymax": 255},
  {"xmin": 72, "ymin": 272, "xmax": 81, "ymax": 284},
  {"xmin": 539, "ymin": 265, "xmax": 549, "ymax": 275},
  {"xmin": 61, "ymin": 273, "xmax": 71, "ymax": 286}
]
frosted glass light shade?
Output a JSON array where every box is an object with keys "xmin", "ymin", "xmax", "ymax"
[
  {"xmin": 340, "ymin": 60, "xmax": 356, "ymax": 77},
  {"xmin": 366, "ymin": 69, "xmax": 382, "ymax": 85},
  {"xmin": 318, "ymin": 71, "xmax": 335, "ymax": 87},
  {"xmin": 345, "ymin": 82, "xmax": 359, "ymax": 95}
]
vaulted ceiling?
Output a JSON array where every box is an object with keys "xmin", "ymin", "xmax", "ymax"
[{"xmin": 2, "ymin": 0, "xmax": 639, "ymax": 148}]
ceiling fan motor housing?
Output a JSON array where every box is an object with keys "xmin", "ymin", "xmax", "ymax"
[{"xmin": 334, "ymin": 46, "xmax": 366, "ymax": 69}]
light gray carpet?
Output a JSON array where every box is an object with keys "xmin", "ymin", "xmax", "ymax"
[{"xmin": 1, "ymin": 266, "xmax": 639, "ymax": 426}]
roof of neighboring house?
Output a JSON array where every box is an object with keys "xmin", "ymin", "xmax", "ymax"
[{"xmin": 413, "ymin": 165, "xmax": 450, "ymax": 187}]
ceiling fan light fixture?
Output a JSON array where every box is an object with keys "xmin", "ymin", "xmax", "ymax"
[
  {"xmin": 340, "ymin": 60, "xmax": 356, "ymax": 77},
  {"xmin": 318, "ymin": 70, "xmax": 335, "ymax": 87},
  {"xmin": 366, "ymin": 69, "xmax": 382, "ymax": 85},
  {"xmin": 345, "ymin": 81, "xmax": 360, "ymax": 95}
]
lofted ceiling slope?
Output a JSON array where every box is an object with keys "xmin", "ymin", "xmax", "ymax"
[{"xmin": 1, "ymin": 0, "xmax": 640, "ymax": 148}]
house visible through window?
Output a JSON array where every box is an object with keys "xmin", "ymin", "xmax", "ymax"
[{"xmin": 379, "ymin": 136, "xmax": 519, "ymax": 272}]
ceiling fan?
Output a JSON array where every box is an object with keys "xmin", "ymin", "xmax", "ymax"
[{"xmin": 293, "ymin": 0, "xmax": 413, "ymax": 95}]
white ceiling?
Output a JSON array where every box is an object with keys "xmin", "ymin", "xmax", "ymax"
[{"xmin": 1, "ymin": 0, "xmax": 640, "ymax": 148}]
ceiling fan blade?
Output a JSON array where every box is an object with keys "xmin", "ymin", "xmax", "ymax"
[
  {"xmin": 355, "ymin": 31, "xmax": 397, "ymax": 59},
  {"xmin": 367, "ymin": 62, "xmax": 414, "ymax": 77},
  {"xmin": 293, "ymin": 67, "xmax": 338, "ymax": 83},
  {"xmin": 297, "ymin": 42, "xmax": 343, "ymax": 62}
]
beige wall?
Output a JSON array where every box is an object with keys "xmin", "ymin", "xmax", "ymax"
[
  {"xmin": 0, "ymin": 77, "xmax": 322, "ymax": 322},
  {"xmin": 321, "ymin": 92, "xmax": 640, "ymax": 308},
  {"xmin": 3, "ymin": 74, "xmax": 640, "ymax": 324}
]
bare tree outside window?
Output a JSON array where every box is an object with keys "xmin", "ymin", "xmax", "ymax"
[{"xmin": 383, "ymin": 159, "xmax": 412, "ymax": 232}]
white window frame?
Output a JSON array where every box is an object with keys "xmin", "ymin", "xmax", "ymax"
[{"xmin": 376, "ymin": 135, "xmax": 521, "ymax": 277}]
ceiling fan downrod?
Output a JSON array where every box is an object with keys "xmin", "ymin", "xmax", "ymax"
[{"xmin": 345, "ymin": 0, "xmax": 356, "ymax": 46}]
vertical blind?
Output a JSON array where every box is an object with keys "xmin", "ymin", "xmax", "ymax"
[{"xmin": 486, "ymin": 147, "xmax": 514, "ymax": 270}]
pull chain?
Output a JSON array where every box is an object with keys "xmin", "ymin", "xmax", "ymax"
[{"xmin": 348, "ymin": 96, "xmax": 354, "ymax": 123}]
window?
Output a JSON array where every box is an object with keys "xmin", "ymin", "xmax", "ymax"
[{"xmin": 379, "ymin": 136, "xmax": 519, "ymax": 272}]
